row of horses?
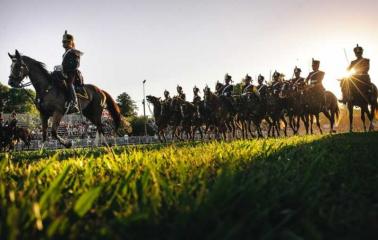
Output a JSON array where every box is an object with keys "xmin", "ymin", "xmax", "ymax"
[{"xmin": 147, "ymin": 81, "xmax": 345, "ymax": 142}]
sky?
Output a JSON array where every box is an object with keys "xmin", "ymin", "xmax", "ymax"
[{"xmin": 1, "ymin": 0, "xmax": 378, "ymax": 115}]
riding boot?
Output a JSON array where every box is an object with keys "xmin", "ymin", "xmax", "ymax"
[{"xmin": 67, "ymin": 84, "xmax": 79, "ymax": 113}]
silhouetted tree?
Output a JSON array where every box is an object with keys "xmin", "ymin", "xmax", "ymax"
[{"xmin": 116, "ymin": 92, "xmax": 138, "ymax": 117}]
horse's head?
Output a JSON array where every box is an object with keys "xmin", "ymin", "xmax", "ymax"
[
  {"xmin": 215, "ymin": 81, "xmax": 223, "ymax": 94},
  {"xmin": 279, "ymin": 82, "xmax": 292, "ymax": 99},
  {"xmin": 8, "ymin": 50, "xmax": 29, "ymax": 88},
  {"xmin": 146, "ymin": 95, "xmax": 160, "ymax": 106}
]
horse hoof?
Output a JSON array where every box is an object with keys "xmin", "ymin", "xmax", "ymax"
[{"xmin": 65, "ymin": 141, "xmax": 72, "ymax": 148}]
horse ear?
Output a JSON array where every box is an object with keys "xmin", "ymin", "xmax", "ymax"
[
  {"xmin": 8, "ymin": 52, "xmax": 15, "ymax": 60},
  {"xmin": 15, "ymin": 50, "xmax": 21, "ymax": 59}
]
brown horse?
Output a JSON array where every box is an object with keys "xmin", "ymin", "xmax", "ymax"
[
  {"xmin": 8, "ymin": 50, "xmax": 129, "ymax": 148},
  {"xmin": 13, "ymin": 127, "xmax": 32, "ymax": 150},
  {"xmin": 340, "ymin": 77, "xmax": 377, "ymax": 132}
]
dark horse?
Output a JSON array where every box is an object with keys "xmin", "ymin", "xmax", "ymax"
[
  {"xmin": 0, "ymin": 126, "xmax": 31, "ymax": 151},
  {"xmin": 13, "ymin": 127, "xmax": 32, "ymax": 150},
  {"xmin": 8, "ymin": 50, "xmax": 129, "ymax": 148},
  {"xmin": 146, "ymin": 95, "xmax": 169, "ymax": 142},
  {"xmin": 340, "ymin": 77, "xmax": 378, "ymax": 132}
]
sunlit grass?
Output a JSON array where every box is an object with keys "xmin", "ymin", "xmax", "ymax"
[{"xmin": 1, "ymin": 133, "xmax": 377, "ymax": 239}]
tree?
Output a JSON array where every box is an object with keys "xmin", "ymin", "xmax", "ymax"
[
  {"xmin": 116, "ymin": 92, "xmax": 138, "ymax": 117},
  {"xmin": 129, "ymin": 116, "xmax": 155, "ymax": 136},
  {"xmin": 0, "ymin": 82, "xmax": 37, "ymax": 114}
]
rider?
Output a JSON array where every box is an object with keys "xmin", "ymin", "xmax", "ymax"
[
  {"xmin": 61, "ymin": 30, "xmax": 84, "ymax": 113},
  {"xmin": 220, "ymin": 73, "xmax": 234, "ymax": 97},
  {"xmin": 256, "ymin": 74, "xmax": 267, "ymax": 96},
  {"xmin": 271, "ymin": 71, "xmax": 282, "ymax": 94},
  {"xmin": 242, "ymin": 74, "xmax": 255, "ymax": 95},
  {"xmin": 291, "ymin": 67, "xmax": 305, "ymax": 88},
  {"xmin": 193, "ymin": 86, "xmax": 201, "ymax": 104},
  {"xmin": 176, "ymin": 85, "xmax": 186, "ymax": 101},
  {"xmin": 306, "ymin": 58, "xmax": 325, "ymax": 103},
  {"xmin": 340, "ymin": 44, "xmax": 371, "ymax": 103},
  {"xmin": 5, "ymin": 111, "xmax": 18, "ymax": 134}
]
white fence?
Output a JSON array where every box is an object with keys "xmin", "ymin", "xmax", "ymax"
[{"xmin": 14, "ymin": 135, "xmax": 163, "ymax": 151}]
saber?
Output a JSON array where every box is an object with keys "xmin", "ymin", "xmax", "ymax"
[{"xmin": 343, "ymin": 48, "xmax": 349, "ymax": 64}]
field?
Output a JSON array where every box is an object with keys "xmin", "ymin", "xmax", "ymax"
[{"xmin": 1, "ymin": 133, "xmax": 378, "ymax": 239}]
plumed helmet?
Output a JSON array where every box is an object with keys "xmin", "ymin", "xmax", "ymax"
[
  {"xmin": 294, "ymin": 66, "xmax": 302, "ymax": 74},
  {"xmin": 354, "ymin": 44, "xmax": 363, "ymax": 54},
  {"xmin": 273, "ymin": 71, "xmax": 280, "ymax": 78},
  {"xmin": 244, "ymin": 74, "xmax": 252, "ymax": 81},
  {"xmin": 193, "ymin": 86, "xmax": 200, "ymax": 92},
  {"xmin": 177, "ymin": 85, "xmax": 183, "ymax": 91},
  {"xmin": 258, "ymin": 74, "xmax": 265, "ymax": 82},
  {"xmin": 62, "ymin": 30, "xmax": 74, "ymax": 42},
  {"xmin": 164, "ymin": 90, "xmax": 170, "ymax": 95},
  {"xmin": 312, "ymin": 58, "xmax": 320, "ymax": 65},
  {"xmin": 224, "ymin": 73, "xmax": 232, "ymax": 81}
]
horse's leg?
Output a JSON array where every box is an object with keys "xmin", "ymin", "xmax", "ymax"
[
  {"xmin": 321, "ymin": 109, "xmax": 332, "ymax": 134},
  {"xmin": 303, "ymin": 114, "xmax": 309, "ymax": 134},
  {"xmin": 315, "ymin": 114, "xmax": 323, "ymax": 134},
  {"xmin": 281, "ymin": 116, "xmax": 288, "ymax": 137},
  {"xmin": 361, "ymin": 105, "xmax": 367, "ymax": 132},
  {"xmin": 348, "ymin": 103, "xmax": 354, "ymax": 132},
  {"xmin": 51, "ymin": 112, "xmax": 71, "ymax": 148},
  {"xmin": 310, "ymin": 115, "xmax": 314, "ymax": 134},
  {"xmin": 368, "ymin": 105, "xmax": 375, "ymax": 131},
  {"xmin": 198, "ymin": 125, "xmax": 204, "ymax": 140},
  {"xmin": 40, "ymin": 114, "xmax": 49, "ymax": 148}
]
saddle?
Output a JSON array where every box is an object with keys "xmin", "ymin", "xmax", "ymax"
[{"xmin": 51, "ymin": 70, "xmax": 88, "ymax": 99}]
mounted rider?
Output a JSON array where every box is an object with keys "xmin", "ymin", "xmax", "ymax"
[
  {"xmin": 163, "ymin": 90, "xmax": 171, "ymax": 103},
  {"xmin": 291, "ymin": 67, "xmax": 305, "ymax": 89},
  {"xmin": 241, "ymin": 74, "xmax": 255, "ymax": 96},
  {"xmin": 305, "ymin": 59, "xmax": 325, "ymax": 103},
  {"xmin": 176, "ymin": 85, "xmax": 186, "ymax": 101},
  {"xmin": 193, "ymin": 86, "xmax": 201, "ymax": 104},
  {"xmin": 256, "ymin": 74, "xmax": 267, "ymax": 98},
  {"xmin": 271, "ymin": 71, "xmax": 282, "ymax": 94},
  {"xmin": 56, "ymin": 30, "xmax": 84, "ymax": 113},
  {"xmin": 340, "ymin": 44, "xmax": 372, "ymax": 103},
  {"xmin": 219, "ymin": 73, "xmax": 234, "ymax": 97}
]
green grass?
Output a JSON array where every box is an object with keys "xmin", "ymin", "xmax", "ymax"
[{"xmin": 1, "ymin": 133, "xmax": 378, "ymax": 239}]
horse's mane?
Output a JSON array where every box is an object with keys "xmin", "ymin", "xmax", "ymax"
[{"xmin": 21, "ymin": 56, "xmax": 51, "ymax": 81}]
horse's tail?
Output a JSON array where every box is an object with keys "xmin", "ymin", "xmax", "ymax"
[{"xmin": 103, "ymin": 90, "xmax": 132, "ymax": 136}]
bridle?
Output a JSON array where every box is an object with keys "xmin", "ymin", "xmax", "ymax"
[{"xmin": 9, "ymin": 60, "xmax": 32, "ymax": 88}]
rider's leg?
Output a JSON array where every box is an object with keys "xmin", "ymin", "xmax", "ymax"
[
  {"xmin": 68, "ymin": 83, "xmax": 79, "ymax": 112},
  {"xmin": 66, "ymin": 73, "xmax": 79, "ymax": 113}
]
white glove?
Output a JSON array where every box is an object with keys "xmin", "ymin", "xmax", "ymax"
[{"xmin": 54, "ymin": 65, "xmax": 63, "ymax": 71}]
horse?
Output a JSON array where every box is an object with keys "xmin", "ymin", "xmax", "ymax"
[
  {"xmin": 340, "ymin": 77, "xmax": 377, "ymax": 132},
  {"xmin": 203, "ymin": 86, "xmax": 228, "ymax": 140},
  {"xmin": 215, "ymin": 82, "xmax": 237, "ymax": 139},
  {"xmin": 279, "ymin": 81, "xmax": 307, "ymax": 134},
  {"xmin": 146, "ymin": 95, "xmax": 169, "ymax": 142},
  {"xmin": 7, "ymin": 50, "xmax": 129, "ymax": 148},
  {"xmin": 13, "ymin": 127, "xmax": 32, "ymax": 150},
  {"xmin": 171, "ymin": 97, "xmax": 199, "ymax": 140},
  {"xmin": 265, "ymin": 85, "xmax": 287, "ymax": 137},
  {"xmin": 235, "ymin": 92, "xmax": 265, "ymax": 138}
]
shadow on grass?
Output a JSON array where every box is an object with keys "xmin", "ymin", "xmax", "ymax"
[{"xmin": 119, "ymin": 132, "xmax": 378, "ymax": 240}]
